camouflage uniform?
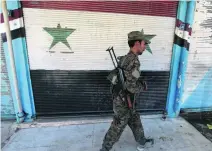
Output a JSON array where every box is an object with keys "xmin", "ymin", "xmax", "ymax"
[
  {"xmin": 101, "ymin": 51, "xmax": 146, "ymax": 151},
  {"xmin": 101, "ymin": 30, "xmax": 155, "ymax": 151}
]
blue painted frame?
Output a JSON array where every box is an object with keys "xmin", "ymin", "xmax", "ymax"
[
  {"xmin": 2, "ymin": 0, "xmax": 35, "ymax": 122},
  {"xmin": 166, "ymin": 1, "xmax": 196, "ymax": 117}
]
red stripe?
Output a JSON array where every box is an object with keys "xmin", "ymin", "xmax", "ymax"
[
  {"xmin": 22, "ymin": 1, "xmax": 178, "ymax": 18},
  {"xmin": 0, "ymin": 8, "xmax": 23, "ymax": 23},
  {"xmin": 185, "ymin": 24, "xmax": 192, "ymax": 36},
  {"xmin": 176, "ymin": 19, "xmax": 192, "ymax": 36}
]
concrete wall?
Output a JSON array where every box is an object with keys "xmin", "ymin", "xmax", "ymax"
[{"xmin": 182, "ymin": 0, "xmax": 212, "ymax": 109}]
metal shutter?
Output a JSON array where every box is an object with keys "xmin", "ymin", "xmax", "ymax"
[{"xmin": 22, "ymin": 1, "xmax": 178, "ymax": 116}]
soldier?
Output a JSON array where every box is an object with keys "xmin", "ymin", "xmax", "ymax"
[{"xmin": 100, "ymin": 30, "xmax": 155, "ymax": 151}]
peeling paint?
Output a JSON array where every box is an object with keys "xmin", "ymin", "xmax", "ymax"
[
  {"xmin": 183, "ymin": 0, "xmax": 212, "ymax": 106},
  {"xmin": 199, "ymin": 1, "xmax": 212, "ymax": 44},
  {"xmin": 1, "ymin": 37, "xmax": 15, "ymax": 116}
]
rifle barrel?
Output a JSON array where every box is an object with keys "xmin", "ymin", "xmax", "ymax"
[
  {"xmin": 111, "ymin": 47, "xmax": 118, "ymax": 65},
  {"xmin": 108, "ymin": 49, "xmax": 117, "ymax": 68}
]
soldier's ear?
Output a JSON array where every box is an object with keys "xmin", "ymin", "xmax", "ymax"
[
  {"xmin": 135, "ymin": 41, "xmax": 139, "ymax": 44},
  {"xmin": 136, "ymin": 40, "xmax": 142, "ymax": 46}
]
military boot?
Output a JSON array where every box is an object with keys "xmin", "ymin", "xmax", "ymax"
[
  {"xmin": 100, "ymin": 147, "xmax": 109, "ymax": 151},
  {"xmin": 136, "ymin": 137, "xmax": 154, "ymax": 151}
]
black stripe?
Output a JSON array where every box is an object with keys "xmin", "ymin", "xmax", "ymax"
[
  {"xmin": 174, "ymin": 34, "xmax": 190, "ymax": 50},
  {"xmin": 1, "ymin": 27, "xmax": 25, "ymax": 42},
  {"xmin": 30, "ymin": 70, "xmax": 170, "ymax": 116}
]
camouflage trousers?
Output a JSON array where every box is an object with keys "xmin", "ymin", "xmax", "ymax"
[{"xmin": 101, "ymin": 95, "xmax": 145, "ymax": 151}]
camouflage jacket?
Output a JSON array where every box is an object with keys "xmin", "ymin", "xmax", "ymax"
[{"xmin": 119, "ymin": 51, "xmax": 143, "ymax": 94}]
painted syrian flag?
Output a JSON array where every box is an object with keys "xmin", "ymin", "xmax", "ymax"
[
  {"xmin": 21, "ymin": 1, "xmax": 179, "ymax": 115},
  {"xmin": 22, "ymin": 1, "xmax": 177, "ymax": 71}
]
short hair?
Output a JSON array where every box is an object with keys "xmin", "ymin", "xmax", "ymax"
[{"xmin": 128, "ymin": 40, "xmax": 142, "ymax": 48}]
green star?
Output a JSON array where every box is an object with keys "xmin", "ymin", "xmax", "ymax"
[
  {"xmin": 43, "ymin": 24, "xmax": 75, "ymax": 50},
  {"xmin": 141, "ymin": 29, "xmax": 156, "ymax": 54}
]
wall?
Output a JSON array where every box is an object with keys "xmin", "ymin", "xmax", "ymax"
[
  {"xmin": 1, "ymin": 0, "xmax": 35, "ymax": 122},
  {"xmin": 1, "ymin": 35, "xmax": 15, "ymax": 119},
  {"xmin": 182, "ymin": 0, "xmax": 212, "ymax": 110},
  {"xmin": 23, "ymin": 1, "xmax": 176, "ymax": 71},
  {"xmin": 22, "ymin": 1, "xmax": 178, "ymax": 115}
]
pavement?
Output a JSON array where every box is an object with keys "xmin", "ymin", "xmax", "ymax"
[
  {"xmin": 1, "ymin": 120, "xmax": 17, "ymax": 148},
  {"xmin": 1, "ymin": 115, "xmax": 212, "ymax": 151},
  {"xmin": 182, "ymin": 111, "xmax": 212, "ymax": 142}
]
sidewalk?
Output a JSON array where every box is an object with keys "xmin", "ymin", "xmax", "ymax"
[
  {"xmin": 2, "ymin": 116, "xmax": 212, "ymax": 151},
  {"xmin": 1, "ymin": 120, "xmax": 16, "ymax": 148}
]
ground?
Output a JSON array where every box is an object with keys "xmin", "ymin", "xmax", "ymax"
[
  {"xmin": 187, "ymin": 118, "xmax": 212, "ymax": 142},
  {"xmin": 1, "ymin": 120, "xmax": 16, "ymax": 148},
  {"xmin": 1, "ymin": 115, "xmax": 212, "ymax": 151},
  {"xmin": 182, "ymin": 111, "xmax": 212, "ymax": 142}
]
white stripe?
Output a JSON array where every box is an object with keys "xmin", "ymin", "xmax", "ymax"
[
  {"xmin": 23, "ymin": 8, "xmax": 176, "ymax": 71},
  {"xmin": 0, "ymin": 17, "xmax": 24, "ymax": 33},
  {"xmin": 175, "ymin": 27, "xmax": 191, "ymax": 43}
]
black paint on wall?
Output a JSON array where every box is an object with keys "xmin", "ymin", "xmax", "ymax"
[{"xmin": 30, "ymin": 70, "xmax": 170, "ymax": 116}]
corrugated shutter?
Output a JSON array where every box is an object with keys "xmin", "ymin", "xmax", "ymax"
[
  {"xmin": 1, "ymin": 36, "xmax": 15, "ymax": 116},
  {"xmin": 22, "ymin": 1, "xmax": 178, "ymax": 116},
  {"xmin": 183, "ymin": 0, "xmax": 212, "ymax": 108}
]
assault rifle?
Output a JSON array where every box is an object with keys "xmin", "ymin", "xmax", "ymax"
[{"xmin": 106, "ymin": 46, "xmax": 133, "ymax": 109}]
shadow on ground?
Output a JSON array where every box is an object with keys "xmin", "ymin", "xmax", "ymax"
[{"xmin": 181, "ymin": 111, "xmax": 212, "ymax": 142}]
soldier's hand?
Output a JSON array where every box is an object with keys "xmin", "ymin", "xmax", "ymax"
[{"xmin": 141, "ymin": 81, "xmax": 147, "ymax": 91}]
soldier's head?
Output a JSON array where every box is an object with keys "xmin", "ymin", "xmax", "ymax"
[
  {"xmin": 128, "ymin": 30, "xmax": 156, "ymax": 55},
  {"xmin": 128, "ymin": 39, "xmax": 147, "ymax": 55}
]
